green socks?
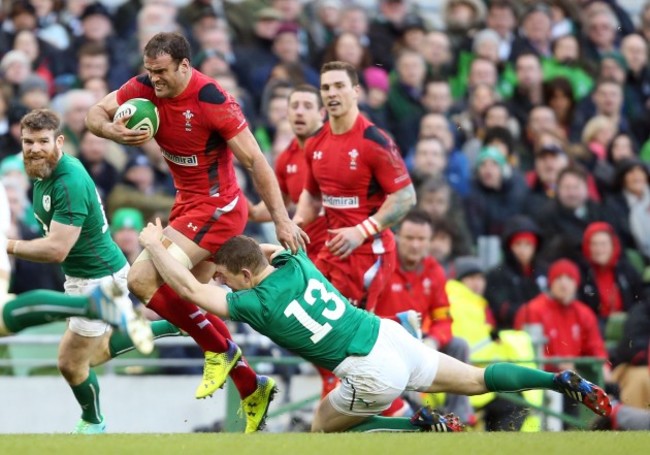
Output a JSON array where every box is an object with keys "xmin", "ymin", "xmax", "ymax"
[
  {"xmin": 484, "ymin": 363, "xmax": 555, "ymax": 392},
  {"xmin": 1, "ymin": 290, "xmax": 89, "ymax": 333},
  {"xmin": 71, "ymin": 370, "xmax": 102, "ymax": 424},
  {"xmin": 346, "ymin": 416, "xmax": 420, "ymax": 432},
  {"xmin": 109, "ymin": 320, "xmax": 181, "ymax": 357}
]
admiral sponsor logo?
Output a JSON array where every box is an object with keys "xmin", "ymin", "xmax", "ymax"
[
  {"xmin": 286, "ymin": 164, "xmax": 298, "ymax": 174},
  {"xmin": 322, "ymin": 194, "xmax": 359, "ymax": 208},
  {"xmin": 162, "ymin": 149, "xmax": 198, "ymax": 166}
]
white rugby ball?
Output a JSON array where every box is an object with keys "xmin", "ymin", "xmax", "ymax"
[{"xmin": 114, "ymin": 98, "xmax": 160, "ymax": 139}]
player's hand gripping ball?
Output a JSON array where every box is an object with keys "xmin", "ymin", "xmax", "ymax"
[{"xmin": 114, "ymin": 98, "xmax": 160, "ymax": 139}]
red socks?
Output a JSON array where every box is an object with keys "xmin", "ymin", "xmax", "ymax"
[{"xmin": 147, "ymin": 284, "xmax": 228, "ymax": 352}]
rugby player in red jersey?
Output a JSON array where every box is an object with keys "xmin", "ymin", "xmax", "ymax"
[
  {"xmin": 86, "ymin": 32, "xmax": 307, "ymax": 433},
  {"xmin": 294, "ymin": 60, "xmax": 416, "ymax": 312},
  {"xmin": 248, "ymin": 84, "xmax": 335, "ymax": 397}
]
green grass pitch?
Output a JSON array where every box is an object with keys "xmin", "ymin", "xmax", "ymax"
[{"xmin": 0, "ymin": 432, "xmax": 648, "ymax": 455}]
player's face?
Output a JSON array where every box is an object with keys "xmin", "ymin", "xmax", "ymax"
[
  {"xmin": 21, "ymin": 128, "xmax": 63, "ymax": 179},
  {"xmin": 397, "ymin": 221, "xmax": 432, "ymax": 266},
  {"xmin": 214, "ymin": 265, "xmax": 252, "ymax": 291},
  {"xmin": 287, "ymin": 91, "xmax": 323, "ymax": 140},
  {"xmin": 320, "ymin": 70, "xmax": 359, "ymax": 119},
  {"xmin": 143, "ymin": 53, "xmax": 191, "ymax": 98}
]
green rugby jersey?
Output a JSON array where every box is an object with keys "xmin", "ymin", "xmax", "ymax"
[
  {"xmin": 227, "ymin": 250, "xmax": 380, "ymax": 371},
  {"xmin": 32, "ymin": 154, "xmax": 126, "ymax": 278}
]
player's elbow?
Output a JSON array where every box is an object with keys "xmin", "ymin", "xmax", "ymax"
[{"xmin": 51, "ymin": 248, "xmax": 70, "ymax": 263}]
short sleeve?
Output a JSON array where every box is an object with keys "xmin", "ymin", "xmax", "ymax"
[
  {"xmin": 200, "ymin": 83, "xmax": 248, "ymax": 141},
  {"xmin": 366, "ymin": 133, "xmax": 411, "ymax": 194},
  {"xmin": 116, "ymin": 75, "xmax": 152, "ymax": 105},
  {"xmin": 51, "ymin": 179, "xmax": 89, "ymax": 227}
]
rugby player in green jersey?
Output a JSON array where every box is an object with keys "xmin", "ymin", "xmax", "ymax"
[
  {"xmin": 140, "ymin": 221, "xmax": 613, "ymax": 432},
  {"xmin": 5, "ymin": 109, "xmax": 156, "ymax": 434}
]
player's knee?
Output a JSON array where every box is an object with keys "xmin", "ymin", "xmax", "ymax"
[
  {"xmin": 57, "ymin": 354, "xmax": 85, "ymax": 383},
  {"xmin": 127, "ymin": 265, "xmax": 158, "ymax": 303}
]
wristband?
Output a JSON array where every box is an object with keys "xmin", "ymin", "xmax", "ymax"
[{"xmin": 355, "ymin": 216, "xmax": 382, "ymax": 239}]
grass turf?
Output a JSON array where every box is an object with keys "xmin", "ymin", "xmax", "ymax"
[{"xmin": 0, "ymin": 432, "xmax": 648, "ymax": 455}]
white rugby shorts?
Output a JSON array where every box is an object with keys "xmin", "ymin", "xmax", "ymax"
[
  {"xmin": 328, "ymin": 318, "xmax": 440, "ymax": 416},
  {"xmin": 66, "ymin": 264, "xmax": 130, "ymax": 337}
]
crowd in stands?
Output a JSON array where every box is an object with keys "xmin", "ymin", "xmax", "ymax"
[{"xmin": 2, "ymin": 0, "xmax": 650, "ymax": 430}]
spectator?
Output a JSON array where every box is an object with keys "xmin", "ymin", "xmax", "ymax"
[
  {"xmin": 374, "ymin": 210, "xmax": 473, "ymax": 424},
  {"xmin": 446, "ymin": 255, "xmax": 532, "ymax": 431},
  {"xmin": 54, "ymin": 88, "xmax": 97, "ymax": 157},
  {"xmin": 320, "ymin": 32, "xmax": 372, "ymax": 72},
  {"xmin": 620, "ymin": 33, "xmax": 650, "ymax": 121},
  {"xmin": 485, "ymin": 216, "xmax": 548, "ymax": 331},
  {"xmin": 410, "ymin": 137, "xmax": 448, "ymax": 189},
  {"xmin": 523, "ymin": 143, "xmax": 570, "ymax": 217},
  {"xmin": 537, "ymin": 165, "xmax": 610, "ymax": 262},
  {"xmin": 510, "ymin": 4, "xmax": 554, "ymax": 61},
  {"xmin": 111, "ymin": 207, "xmax": 145, "ymax": 264},
  {"xmin": 604, "ymin": 158, "xmax": 650, "ymax": 265},
  {"xmin": 416, "ymin": 176, "xmax": 474, "ymax": 258},
  {"xmin": 578, "ymin": 222, "xmax": 644, "ymax": 326},
  {"xmin": 387, "ymin": 49, "xmax": 427, "ymax": 141},
  {"xmin": 507, "ymin": 52, "xmax": 546, "ymax": 132},
  {"xmin": 367, "ymin": 0, "xmax": 413, "ymax": 71},
  {"xmin": 485, "ymin": 0, "xmax": 518, "ymax": 62},
  {"xmin": 77, "ymin": 129, "xmax": 120, "ymax": 202},
  {"xmin": 420, "ymin": 31, "xmax": 454, "ymax": 79},
  {"xmin": 106, "ymin": 154, "xmax": 175, "ymax": 221},
  {"xmin": 443, "ymin": 0, "xmax": 486, "ymax": 53},
  {"xmin": 465, "ymin": 147, "xmax": 527, "ymax": 244},
  {"xmin": 359, "ymin": 67, "xmax": 390, "ymax": 130},
  {"xmin": 580, "ymin": 2, "xmax": 622, "ymax": 65},
  {"xmin": 543, "ymin": 77, "xmax": 577, "ymax": 140},
  {"xmin": 610, "ymin": 296, "xmax": 650, "ymax": 409},
  {"xmin": 421, "ymin": 79, "xmax": 454, "ymax": 116},
  {"xmin": 338, "ymin": 3, "xmax": 370, "ymax": 47},
  {"xmin": 514, "ymin": 258, "xmax": 610, "ymax": 425}
]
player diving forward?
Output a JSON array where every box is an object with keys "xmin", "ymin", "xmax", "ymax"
[{"xmin": 139, "ymin": 222, "xmax": 612, "ymax": 432}]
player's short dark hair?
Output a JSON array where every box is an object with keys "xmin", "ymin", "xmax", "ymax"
[
  {"xmin": 144, "ymin": 32, "xmax": 192, "ymax": 66},
  {"xmin": 289, "ymin": 84, "xmax": 323, "ymax": 109},
  {"xmin": 214, "ymin": 235, "xmax": 268, "ymax": 275},
  {"xmin": 399, "ymin": 209, "xmax": 434, "ymax": 232},
  {"xmin": 20, "ymin": 109, "xmax": 62, "ymax": 135},
  {"xmin": 321, "ymin": 61, "xmax": 359, "ymax": 86}
]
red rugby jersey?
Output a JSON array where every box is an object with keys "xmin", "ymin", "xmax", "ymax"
[
  {"xmin": 274, "ymin": 138, "xmax": 327, "ymax": 258},
  {"xmin": 116, "ymin": 70, "xmax": 247, "ymax": 201},
  {"xmin": 303, "ymin": 115, "xmax": 411, "ymax": 254},
  {"xmin": 374, "ymin": 256, "xmax": 453, "ymax": 347}
]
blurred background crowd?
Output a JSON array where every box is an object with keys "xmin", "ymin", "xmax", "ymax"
[{"xmin": 1, "ymin": 0, "xmax": 650, "ymax": 431}]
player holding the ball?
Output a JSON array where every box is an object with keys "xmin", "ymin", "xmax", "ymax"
[{"xmin": 85, "ymin": 32, "xmax": 307, "ymax": 432}]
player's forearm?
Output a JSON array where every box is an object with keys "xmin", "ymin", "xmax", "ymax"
[
  {"xmin": 146, "ymin": 242, "xmax": 204, "ymax": 302},
  {"xmin": 85, "ymin": 105, "xmax": 113, "ymax": 140},
  {"xmin": 7, "ymin": 238, "xmax": 68, "ymax": 263},
  {"xmin": 294, "ymin": 190, "xmax": 321, "ymax": 227},
  {"xmin": 249, "ymin": 157, "xmax": 291, "ymax": 224},
  {"xmin": 372, "ymin": 184, "xmax": 416, "ymax": 230}
]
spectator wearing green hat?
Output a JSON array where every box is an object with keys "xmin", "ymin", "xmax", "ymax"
[
  {"xmin": 465, "ymin": 146, "xmax": 527, "ymax": 267},
  {"xmin": 111, "ymin": 208, "xmax": 145, "ymax": 265}
]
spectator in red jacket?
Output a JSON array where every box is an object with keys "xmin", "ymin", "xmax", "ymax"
[
  {"xmin": 515, "ymin": 258, "xmax": 609, "ymax": 373},
  {"xmin": 515, "ymin": 258, "xmax": 610, "ymax": 426},
  {"xmin": 374, "ymin": 209, "xmax": 473, "ymax": 423}
]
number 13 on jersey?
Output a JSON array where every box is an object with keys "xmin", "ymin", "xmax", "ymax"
[{"xmin": 284, "ymin": 278, "xmax": 346, "ymax": 343}]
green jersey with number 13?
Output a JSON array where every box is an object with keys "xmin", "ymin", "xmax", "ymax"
[
  {"xmin": 32, "ymin": 154, "xmax": 126, "ymax": 278},
  {"xmin": 227, "ymin": 250, "xmax": 380, "ymax": 371}
]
